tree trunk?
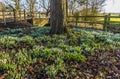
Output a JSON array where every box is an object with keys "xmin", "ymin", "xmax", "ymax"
[{"xmin": 50, "ymin": 0, "xmax": 67, "ymax": 34}]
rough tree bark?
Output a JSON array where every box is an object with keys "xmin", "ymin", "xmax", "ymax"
[{"xmin": 50, "ymin": 0, "xmax": 67, "ymax": 34}]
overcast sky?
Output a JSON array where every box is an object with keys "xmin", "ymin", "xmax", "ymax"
[
  {"xmin": 104, "ymin": 0, "xmax": 120, "ymax": 13},
  {"xmin": 0, "ymin": 0, "xmax": 120, "ymax": 13}
]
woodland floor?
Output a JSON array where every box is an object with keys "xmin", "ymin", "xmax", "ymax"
[
  {"xmin": 24, "ymin": 50, "xmax": 120, "ymax": 79},
  {"xmin": 0, "ymin": 21, "xmax": 32, "ymax": 32},
  {"xmin": 1, "ymin": 50, "xmax": 120, "ymax": 79},
  {"xmin": 0, "ymin": 23, "xmax": 120, "ymax": 79},
  {"xmin": 74, "ymin": 50, "xmax": 120, "ymax": 79}
]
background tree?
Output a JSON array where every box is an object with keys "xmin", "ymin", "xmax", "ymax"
[
  {"xmin": 88, "ymin": 0, "xmax": 106, "ymax": 15},
  {"xmin": 0, "ymin": 2, "xmax": 6, "ymax": 25},
  {"xmin": 67, "ymin": 0, "xmax": 106, "ymax": 16},
  {"xmin": 26, "ymin": 0, "xmax": 37, "ymax": 17},
  {"xmin": 38, "ymin": 0, "xmax": 50, "ymax": 17},
  {"xmin": 68, "ymin": 0, "xmax": 76, "ymax": 15},
  {"xmin": 5, "ymin": 0, "xmax": 21, "ymax": 21},
  {"xmin": 67, "ymin": 0, "xmax": 87, "ymax": 15}
]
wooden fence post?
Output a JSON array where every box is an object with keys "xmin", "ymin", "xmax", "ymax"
[
  {"xmin": 19, "ymin": 10, "xmax": 22, "ymax": 22},
  {"xmin": 75, "ymin": 12, "xmax": 79, "ymax": 26},
  {"xmin": 39, "ymin": 12, "xmax": 40, "ymax": 19},
  {"xmin": 36, "ymin": 12, "xmax": 37, "ymax": 18},
  {"xmin": 103, "ymin": 15, "xmax": 108, "ymax": 31},
  {"xmin": 13, "ymin": 9, "xmax": 16, "ymax": 22},
  {"xmin": 103, "ymin": 14, "xmax": 110, "ymax": 31},
  {"xmin": 39, "ymin": 12, "xmax": 41, "ymax": 21},
  {"xmin": 24, "ymin": 9, "xmax": 26, "ymax": 22},
  {"xmin": 2, "ymin": 9, "xmax": 6, "ymax": 25},
  {"xmin": 107, "ymin": 13, "xmax": 111, "ymax": 25},
  {"xmin": 75, "ymin": 16, "xmax": 78, "ymax": 26}
]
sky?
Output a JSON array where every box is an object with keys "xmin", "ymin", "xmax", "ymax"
[
  {"xmin": 104, "ymin": 0, "xmax": 120, "ymax": 13},
  {"xmin": 0, "ymin": 0, "xmax": 120, "ymax": 13}
]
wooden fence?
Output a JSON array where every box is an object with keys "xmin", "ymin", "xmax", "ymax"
[
  {"xmin": 0, "ymin": 10, "xmax": 27, "ymax": 23},
  {"xmin": 67, "ymin": 14, "xmax": 120, "ymax": 30},
  {"xmin": 0, "ymin": 9, "xmax": 43, "ymax": 25},
  {"xmin": 1, "ymin": 9, "xmax": 120, "ymax": 29}
]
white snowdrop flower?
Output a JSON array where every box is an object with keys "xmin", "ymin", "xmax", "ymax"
[
  {"xmin": 3, "ymin": 59, "xmax": 7, "ymax": 63},
  {"xmin": 3, "ymin": 51, "xmax": 5, "ymax": 53},
  {"xmin": 0, "ymin": 59, "xmax": 7, "ymax": 64},
  {"xmin": 0, "ymin": 59, "xmax": 2, "ymax": 62}
]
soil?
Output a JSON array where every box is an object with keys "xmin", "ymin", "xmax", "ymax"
[
  {"xmin": 23, "ymin": 50, "xmax": 120, "ymax": 79},
  {"xmin": 75, "ymin": 50, "xmax": 120, "ymax": 79},
  {"xmin": 0, "ymin": 21, "xmax": 33, "ymax": 32}
]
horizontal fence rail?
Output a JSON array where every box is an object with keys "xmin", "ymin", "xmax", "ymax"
[
  {"xmin": 67, "ymin": 14, "xmax": 120, "ymax": 30},
  {"xmin": 0, "ymin": 10, "xmax": 48, "ymax": 25},
  {"xmin": 0, "ymin": 9, "xmax": 120, "ymax": 29}
]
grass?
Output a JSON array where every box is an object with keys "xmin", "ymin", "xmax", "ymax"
[
  {"xmin": 33, "ymin": 18, "xmax": 49, "ymax": 26},
  {"xmin": 99, "ymin": 18, "xmax": 120, "ymax": 22},
  {"xmin": 0, "ymin": 27, "xmax": 120, "ymax": 78}
]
